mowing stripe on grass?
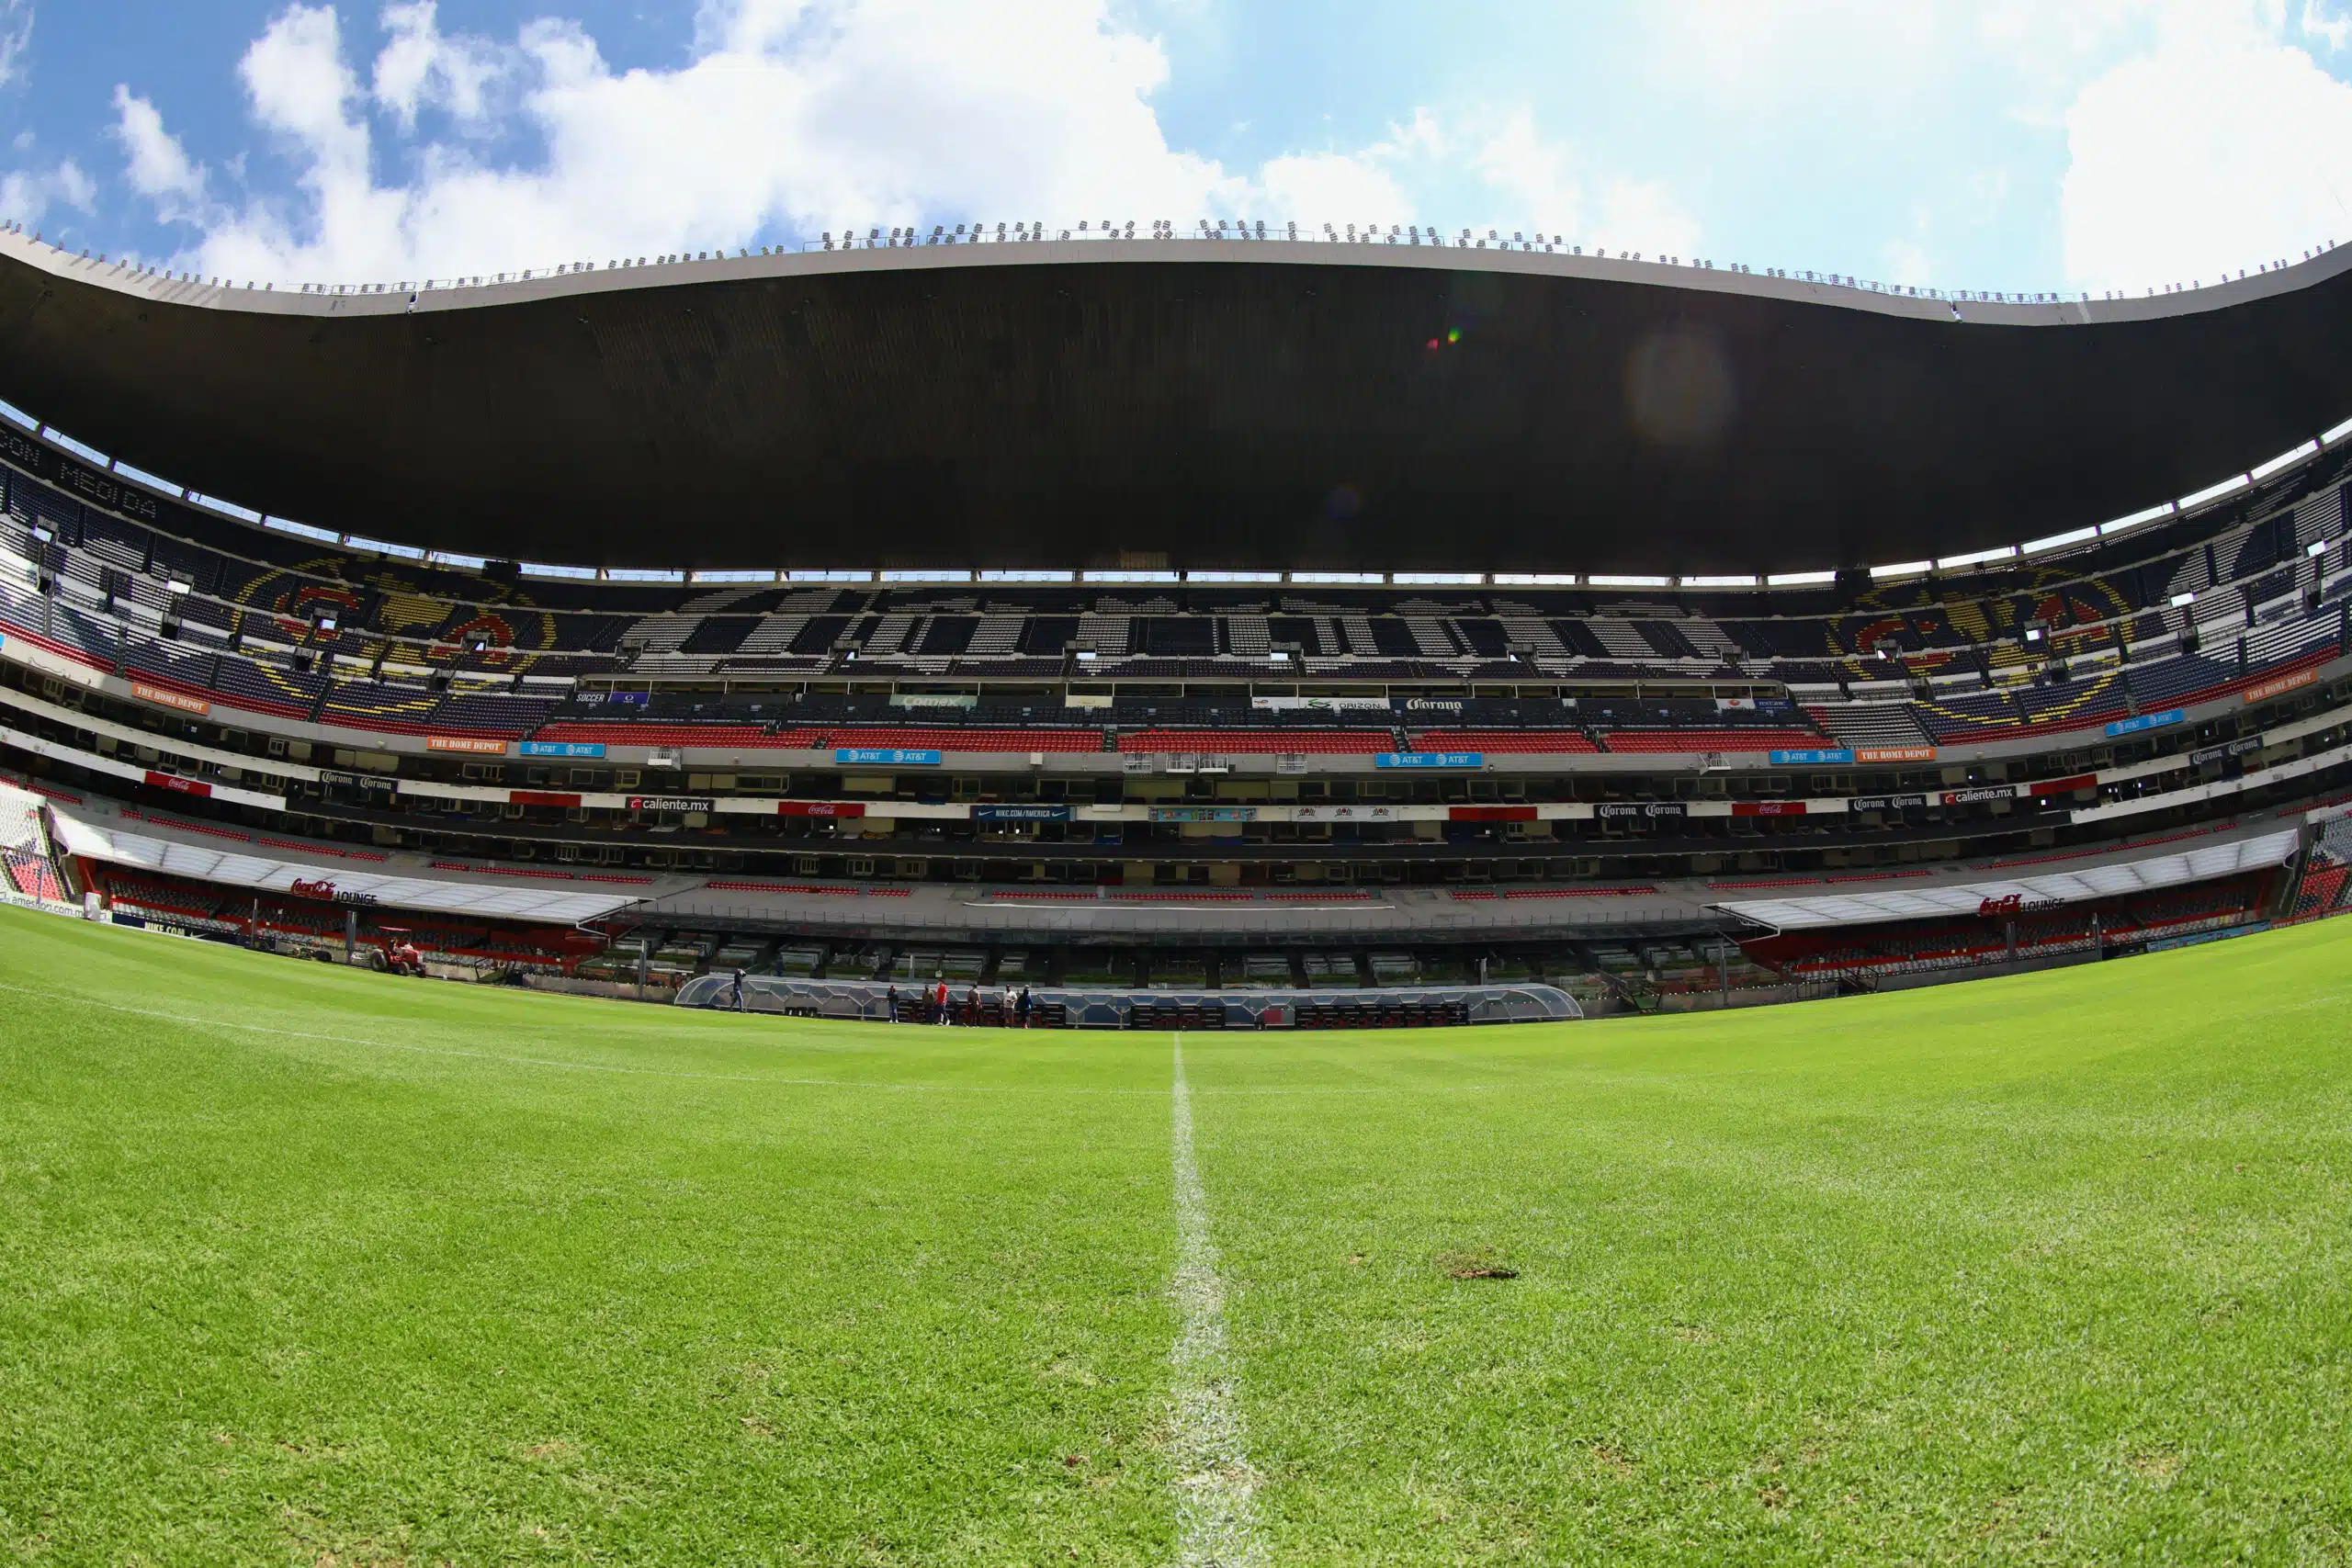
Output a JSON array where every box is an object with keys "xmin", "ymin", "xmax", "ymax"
[
  {"xmin": 1168, "ymin": 1033, "xmax": 1263, "ymax": 1568},
  {"xmin": 0, "ymin": 977, "xmax": 1518, "ymax": 1097}
]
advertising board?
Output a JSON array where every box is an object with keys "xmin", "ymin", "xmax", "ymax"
[
  {"xmin": 835, "ymin": 748, "xmax": 941, "ymax": 765},
  {"xmin": 1374, "ymin": 752, "xmax": 1482, "ymax": 769},
  {"xmin": 2106, "ymin": 708, "xmax": 2184, "ymax": 738}
]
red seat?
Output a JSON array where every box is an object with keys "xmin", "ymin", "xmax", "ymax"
[
  {"xmin": 1118, "ymin": 728, "xmax": 1391, "ymax": 754},
  {"xmin": 784, "ymin": 726, "xmax": 1104, "ymax": 753},
  {"xmin": 533, "ymin": 722, "xmax": 783, "ymax": 746},
  {"xmin": 1413, "ymin": 728, "xmax": 1600, "ymax": 754},
  {"xmin": 1600, "ymin": 728, "xmax": 1826, "ymax": 753}
]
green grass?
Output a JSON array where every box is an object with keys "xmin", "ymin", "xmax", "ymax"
[{"xmin": 1, "ymin": 905, "xmax": 2347, "ymax": 1564}]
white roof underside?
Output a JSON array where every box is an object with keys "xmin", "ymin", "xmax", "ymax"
[{"xmin": 1713, "ymin": 828, "xmax": 2299, "ymax": 931}]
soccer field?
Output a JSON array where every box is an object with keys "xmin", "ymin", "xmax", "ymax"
[{"xmin": 2, "ymin": 906, "xmax": 2347, "ymax": 1565}]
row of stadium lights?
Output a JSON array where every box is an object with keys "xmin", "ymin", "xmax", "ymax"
[
  {"xmin": 6, "ymin": 374, "xmax": 2348, "ymax": 594},
  {"xmin": 2, "ymin": 218, "xmax": 2337, "ymax": 310}
]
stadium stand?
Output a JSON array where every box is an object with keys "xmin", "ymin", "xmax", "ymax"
[
  {"xmin": 1411, "ymin": 728, "xmax": 1601, "ymax": 754},
  {"xmin": 6, "ymin": 344, "xmax": 2352, "ymax": 1020},
  {"xmin": 1118, "ymin": 729, "xmax": 1391, "ymax": 754},
  {"xmin": 6, "ymin": 424, "xmax": 2348, "ymax": 757},
  {"xmin": 1742, "ymin": 877, "xmax": 2274, "ymax": 979},
  {"xmin": 1600, "ymin": 728, "xmax": 1826, "ymax": 754}
]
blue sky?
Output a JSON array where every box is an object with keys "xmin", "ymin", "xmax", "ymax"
[{"xmin": 3, "ymin": 1, "xmax": 2351, "ymax": 294}]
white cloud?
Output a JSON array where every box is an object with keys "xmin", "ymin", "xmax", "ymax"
[
  {"xmin": 111, "ymin": 85, "xmax": 209, "ymax": 218},
  {"xmin": 112, "ymin": 0, "xmax": 1703, "ymax": 288},
  {"xmin": 0, "ymin": 0, "xmax": 30, "ymax": 90},
  {"xmin": 1455, "ymin": 108, "xmax": 1699, "ymax": 254},
  {"xmin": 129, "ymin": 0, "xmax": 1254, "ymax": 283},
  {"xmin": 1882, "ymin": 235, "xmax": 1933, "ymax": 287},
  {"xmin": 1662, "ymin": 0, "xmax": 1948, "ymax": 111},
  {"xmin": 0, "ymin": 4, "xmax": 89, "ymax": 238},
  {"xmin": 2061, "ymin": 25, "xmax": 2352, "ymax": 290},
  {"xmin": 243, "ymin": 5, "xmax": 367, "ymax": 168},
  {"xmin": 0, "ymin": 159, "xmax": 93, "ymax": 228},
  {"xmin": 1253, "ymin": 152, "xmax": 1410, "ymax": 225},
  {"xmin": 1471, "ymin": 109, "xmax": 1578, "ymax": 230},
  {"xmin": 1589, "ymin": 177, "xmax": 1702, "ymax": 260},
  {"xmin": 373, "ymin": 2, "xmax": 504, "ymax": 131}
]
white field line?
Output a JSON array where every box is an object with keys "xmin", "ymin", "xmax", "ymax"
[{"xmin": 1168, "ymin": 1033, "xmax": 1264, "ymax": 1568}]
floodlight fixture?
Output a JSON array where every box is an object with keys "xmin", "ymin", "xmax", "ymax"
[
  {"xmin": 2249, "ymin": 440, "xmax": 2321, "ymax": 480},
  {"xmin": 2021, "ymin": 525, "xmax": 2098, "ymax": 556},
  {"xmin": 2177, "ymin": 473, "xmax": 2251, "ymax": 509},
  {"xmin": 2090, "ymin": 502, "xmax": 2176, "ymax": 537}
]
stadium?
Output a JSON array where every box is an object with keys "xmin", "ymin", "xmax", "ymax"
[{"xmin": 6, "ymin": 215, "xmax": 2352, "ymax": 1561}]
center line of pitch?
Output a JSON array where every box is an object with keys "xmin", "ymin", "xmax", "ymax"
[{"xmin": 1168, "ymin": 1033, "xmax": 1264, "ymax": 1568}]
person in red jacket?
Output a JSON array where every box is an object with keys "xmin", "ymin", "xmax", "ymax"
[{"xmin": 933, "ymin": 977, "xmax": 950, "ymax": 1024}]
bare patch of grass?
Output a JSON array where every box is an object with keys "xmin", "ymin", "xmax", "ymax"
[{"xmin": 1434, "ymin": 1247, "xmax": 1518, "ymax": 1280}]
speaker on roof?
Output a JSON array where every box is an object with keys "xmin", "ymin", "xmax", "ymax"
[{"xmin": 484, "ymin": 558, "xmax": 521, "ymax": 584}]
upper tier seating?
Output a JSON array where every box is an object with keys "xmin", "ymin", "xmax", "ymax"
[
  {"xmin": 1118, "ymin": 728, "xmax": 1392, "ymax": 754},
  {"xmin": 1805, "ymin": 703, "xmax": 1938, "ymax": 750},
  {"xmin": 1911, "ymin": 689, "xmax": 2025, "ymax": 742},
  {"xmin": 4, "ymin": 434, "xmax": 2349, "ymax": 764}
]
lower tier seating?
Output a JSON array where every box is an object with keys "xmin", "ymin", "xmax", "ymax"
[
  {"xmin": 1411, "ymin": 728, "xmax": 1600, "ymax": 754},
  {"xmin": 1600, "ymin": 728, "xmax": 1825, "ymax": 753},
  {"xmin": 775, "ymin": 726, "xmax": 1106, "ymax": 753}
]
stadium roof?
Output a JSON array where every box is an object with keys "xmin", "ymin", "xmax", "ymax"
[{"xmin": 2, "ymin": 231, "xmax": 2349, "ymax": 576}]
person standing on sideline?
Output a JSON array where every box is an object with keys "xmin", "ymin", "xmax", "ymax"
[
  {"xmin": 886, "ymin": 984, "xmax": 899, "ymax": 1022},
  {"xmin": 729, "ymin": 968, "xmax": 746, "ymax": 1011},
  {"xmin": 933, "ymin": 977, "xmax": 951, "ymax": 1024},
  {"xmin": 1017, "ymin": 985, "xmax": 1035, "ymax": 1029}
]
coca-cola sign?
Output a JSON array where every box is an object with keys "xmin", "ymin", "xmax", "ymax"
[
  {"xmin": 1978, "ymin": 893, "xmax": 2063, "ymax": 918},
  {"xmin": 288, "ymin": 876, "xmax": 378, "ymax": 906}
]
